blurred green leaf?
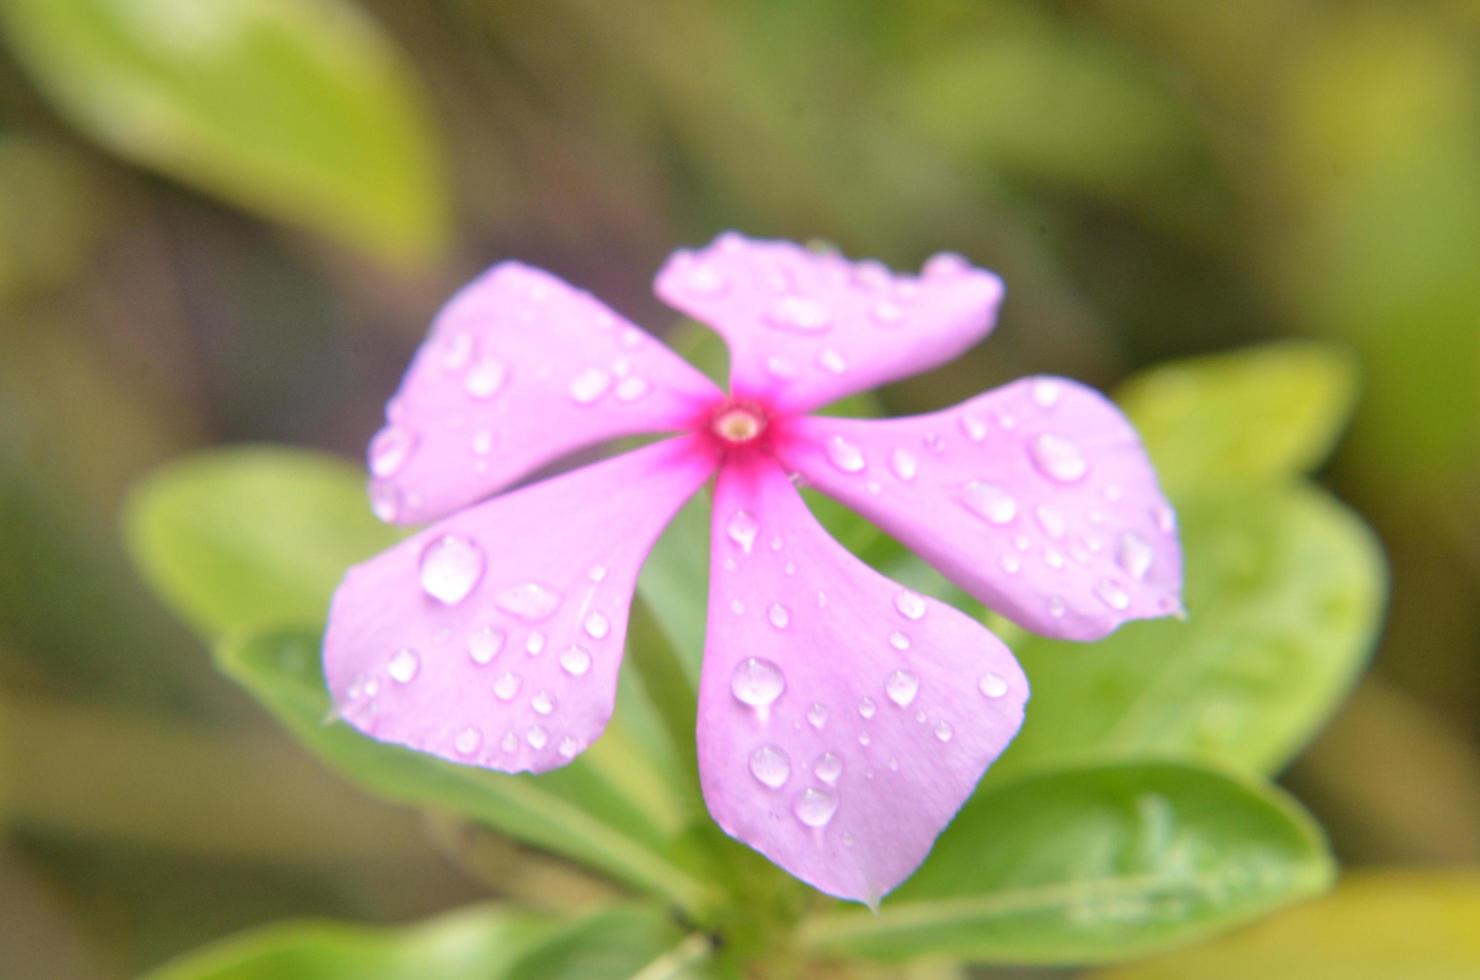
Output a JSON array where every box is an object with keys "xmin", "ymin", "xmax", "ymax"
[
  {"xmin": 218, "ymin": 629, "xmax": 719, "ymax": 916},
  {"xmin": 1117, "ymin": 342, "xmax": 1359, "ymax": 497},
  {"xmin": 995, "ymin": 484, "xmax": 1384, "ymax": 778},
  {"xmin": 801, "ymin": 760, "xmax": 1332, "ymax": 964},
  {"xmin": 0, "ymin": 0, "xmax": 447, "ymax": 263},
  {"xmin": 143, "ymin": 904, "xmax": 552, "ymax": 980},
  {"xmin": 125, "ymin": 448, "xmax": 398, "ymax": 639},
  {"xmin": 503, "ymin": 906, "xmax": 703, "ymax": 980},
  {"xmin": 0, "ymin": 136, "xmax": 103, "ymax": 300},
  {"xmin": 1091, "ymin": 871, "xmax": 1480, "ymax": 980}
]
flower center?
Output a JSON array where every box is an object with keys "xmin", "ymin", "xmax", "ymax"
[{"xmin": 712, "ymin": 404, "xmax": 767, "ymax": 444}]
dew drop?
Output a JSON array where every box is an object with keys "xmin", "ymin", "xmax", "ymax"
[
  {"xmin": 1001, "ymin": 553, "xmax": 1022, "ymax": 574},
  {"xmin": 766, "ymin": 294, "xmax": 831, "ymax": 333},
  {"xmin": 768, "ymin": 603, "xmax": 791, "ymax": 630},
  {"xmin": 731, "ymin": 658, "xmax": 785, "ymax": 708},
  {"xmin": 959, "ymin": 414, "xmax": 988, "ymax": 443},
  {"xmin": 370, "ymin": 482, "xmax": 402, "ymax": 522},
  {"xmin": 495, "ymin": 583, "xmax": 561, "ymax": 621},
  {"xmin": 961, "ymin": 481, "xmax": 1017, "ymax": 524},
  {"xmin": 464, "ymin": 357, "xmax": 507, "ymax": 399},
  {"xmin": 827, "ymin": 435, "xmax": 866, "ymax": 473},
  {"xmin": 885, "ymin": 668, "xmax": 920, "ymax": 707},
  {"xmin": 388, "ymin": 648, "xmax": 419, "ymax": 684},
  {"xmin": 1029, "ymin": 433, "xmax": 1089, "ymax": 483},
  {"xmin": 500, "ymin": 731, "xmax": 519, "ymax": 753},
  {"xmin": 729, "ymin": 598, "xmax": 746, "ymax": 616},
  {"xmin": 467, "ymin": 626, "xmax": 505, "ymax": 665},
  {"xmin": 559, "ymin": 645, "xmax": 592, "ymax": 677},
  {"xmin": 858, "ymin": 697, "xmax": 877, "ymax": 720},
  {"xmin": 923, "ymin": 432, "xmax": 947, "ymax": 455},
  {"xmin": 1048, "ymin": 594, "xmax": 1067, "ymax": 619},
  {"xmin": 749, "ymin": 744, "xmax": 791, "ymax": 788},
  {"xmin": 525, "ymin": 631, "xmax": 546, "ymax": 655},
  {"xmin": 557, "ymin": 735, "xmax": 582, "ymax": 759},
  {"xmin": 806, "ymin": 703, "xmax": 829, "ymax": 729},
  {"xmin": 924, "ymin": 251, "xmax": 969, "ymax": 277},
  {"xmin": 587, "ymin": 564, "xmax": 607, "ymax": 582},
  {"xmin": 369, "ymin": 426, "xmax": 416, "ymax": 477},
  {"xmin": 493, "ymin": 672, "xmax": 521, "ymax": 701},
  {"xmin": 419, "ymin": 535, "xmax": 484, "ymax": 605},
  {"xmin": 1155, "ymin": 505, "xmax": 1177, "ymax": 534},
  {"xmin": 683, "ymin": 262, "xmax": 727, "ymax": 294},
  {"xmin": 583, "ymin": 611, "xmax": 611, "ymax": 639},
  {"xmin": 1035, "ymin": 504, "xmax": 1067, "ymax": 540},
  {"xmin": 1117, "ymin": 532, "xmax": 1154, "ymax": 581},
  {"xmin": 872, "ymin": 301, "xmax": 904, "ymax": 325},
  {"xmin": 471, "ymin": 429, "xmax": 494, "ymax": 456},
  {"xmin": 1031, "ymin": 379, "xmax": 1062, "ymax": 408},
  {"xmin": 894, "ymin": 590, "xmax": 927, "ymax": 620},
  {"xmin": 441, "ymin": 331, "xmax": 475, "ymax": 371},
  {"xmin": 819, "ymin": 348, "xmax": 848, "ymax": 374},
  {"xmin": 813, "ymin": 752, "xmax": 844, "ymax": 785},
  {"xmin": 1045, "ymin": 548, "xmax": 1066, "ymax": 569},
  {"xmin": 531, "ymin": 691, "xmax": 555, "ymax": 716},
  {"xmin": 934, "ymin": 720, "xmax": 955, "ymax": 743},
  {"xmin": 615, "ymin": 376, "xmax": 650, "ymax": 402},
  {"xmin": 569, "ymin": 368, "xmax": 612, "ymax": 404},
  {"xmin": 727, "ymin": 510, "xmax": 760, "ymax": 553},
  {"xmin": 526, "ymin": 725, "xmax": 549, "ymax": 750},
  {"xmin": 765, "ymin": 355, "xmax": 796, "ymax": 378},
  {"xmin": 890, "ymin": 448, "xmax": 918, "ymax": 482},
  {"xmin": 1096, "ymin": 579, "xmax": 1131, "ymax": 611},
  {"xmin": 888, "ymin": 630, "xmax": 911, "ymax": 651},
  {"xmin": 794, "ymin": 787, "xmax": 839, "ymax": 828},
  {"xmin": 979, "ymin": 672, "xmax": 1009, "ymax": 699}
]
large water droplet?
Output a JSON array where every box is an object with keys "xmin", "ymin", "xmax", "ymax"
[
  {"xmin": 369, "ymin": 426, "xmax": 416, "ymax": 477},
  {"xmin": 749, "ymin": 744, "xmax": 791, "ymax": 788},
  {"xmin": 961, "ymin": 481, "xmax": 1017, "ymax": 524},
  {"xmin": 420, "ymin": 535, "xmax": 485, "ymax": 605},
  {"xmin": 559, "ymin": 645, "xmax": 592, "ymax": 677},
  {"xmin": 766, "ymin": 294, "xmax": 831, "ymax": 333},
  {"xmin": 885, "ymin": 668, "xmax": 920, "ymax": 707},
  {"xmin": 813, "ymin": 752, "xmax": 844, "ymax": 785},
  {"xmin": 731, "ymin": 658, "xmax": 785, "ymax": 708},
  {"xmin": 495, "ymin": 583, "xmax": 561, "ymax": 621},
  {"xmin": 569, "ymin": 368, "xmax": 611, "ymax": 404},
  {"xmin": 794, "ymin": 787, "xmax": 839, "ymax": 828},
  {"xmin": 727, "ymin": 510, "xmax": 760, "ymax": 553},
  {"xmin": 492, "ymin": 672, "xmax": 521, "ymax": 701},
  {"xmin": 890, "ymin": 448, "xmax": 918, "ymax": 482},
  {"xmin": 979, "ymin": 672, "xmax": 1009, "ymax": 698},
  {"xmin": 807, "ymin": 703, "xmax": 829, "ymax": 729},
  {"xmin": 894, "ymin": 590, "xmax": 927, "ymax": 620},
  {"xmin": 454, "ymin": 727, "xmax": 481, "ymax": 756},
  {"xmin": 464, "ymin": 357, "xmax": 507, "ymax": 399},
  {"xmin": 388, "ymin": 648, "xmax": 419, "ymax": 684},
  {"xmin": 1117, "ymin": 531, "xmax": 1154, "ymax": 581},
  {"xmin": 467, "ymin": 626, "xmax": 505, "ymax": 665},
  {"xmin": 583, "ymin": 611, "xmax": 611, "ymax": 639},
  {"xmin": 768, "ymin": 603, "xmax": 791, "ymax": 630},
  {"xmin": 1096, "ymin": 579, "xmax": 1131, "ymax": 611},
  {"xmin": 1029, "ymin": 433, "xmax": 1089, "ymax": 483},
  {"xmin": 827, "ymin": 435, "xmax": 866, "ymax": 473}
]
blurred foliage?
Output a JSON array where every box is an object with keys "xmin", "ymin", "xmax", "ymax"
[{"xmin": 0, "ymin": 0, "xmax": 1475, "ymax": 977}]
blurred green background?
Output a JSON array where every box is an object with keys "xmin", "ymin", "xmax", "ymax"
[{"xmin": 0, "ymin": 1, "xmax": 1475, "ymax": 976}]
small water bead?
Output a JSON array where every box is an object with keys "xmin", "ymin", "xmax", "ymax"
[
  {"xmin": 766, "ymin": 294, "xmax": 832, "ymax": 333},
  {"xmin": 924, "ymin": 251, "xmax": 970, "ymax": 278},
  {"xmin": 1154, "ymin": 504, "xmax": 1177, "ymax": 534},
  {"xmin": 370, "ymin": 482, "xmax": 402, "ymax": 522},
  {"xmin": 890, "ymin": 448, "xmax": 918, "ymax": 482},
  {"xmin": 768, "ymin": 603, "xmax": 791, "ymax": 629},
  {"xmin": 464, "ymin": 357, "xmax": 507, "ymax": 399},
  {"xmin": 814, "ymin": 752, "xmax": 844, "ymax": 785},
  {"xmin": 683, "ymin": 262, "xmax": 727, "ymax": 295},
  {"xmin": 729, "ymin": 598, "xmax": 746, "ymax": 616},
  {"xmin": 500, "ymin": 731, "xmax": 519, "ymax": 753},
  {"xmin": 620, "ymin": 328, "xmax": 645, "ymax": 349},
  {"xmin": 885, "ymin": 668, "xmax": 920, "ymax": 707},
  {"xmin": 915, "ymin": 709, "xmax": 928, "ymax": 724},
  {"xmin": 559, "ymin": 645, "xmax": 592, "ymax": 677},
  {"xmin": 866, "ymin": 480, "xmax": 882, "ymax": 496},
  {"xmin": 934, "ymin": 720, "xmax": 955, "ymax": 743},
  {"xmin": 531, "ymin": 691, "xmax": 555, "ymax": 716},
  {"xmin": 1030, "ymin": 433, "xmax": 1089, "ymax": 483},
  {"xmin": 369, "ymin": 426, "xmax": 416, "ymax": 477},
  {"xmin": 749, "ymin": 744, "xmax": 792, "ymax": 789},
  {"xmin": 858, "ymin": 697, "xmax": 877, "ymax": 720},
  {"xmin": 587, "ymin": 564, "xmax": 608, "ymax": 582},
  {"xmin": 525, "ymin": 631, "xmax": 546, "ymax": 655},
  {"xmin": 731, "ymin": 658, "xmax": 785, "ymax": 708},
  {"xmin": 888, "ymin": 630, "xmax": 911, "ymax": 651},
  {"xmin": 1014, "ymin": 534, "xmax": 1032, "ymax": 552},
  {"xmin": 471, "ymin": 430, "xmax": 494, "ymax": 456},
  {"xmin": 766, "ymin": 355, "xmax": 797, "ymax": 378},
  {"xmin": 1000, "ymin": 554, "xmax": 1022, "ymax": 574},
  {"xmin": 962, "ymin": 481, "xmax": 1017, "ymax": 524},
  {"xmin": 923, "ymin": 432, "xmax": 947, "ymax": 455},
  {"xmin": 807, "ymin": 703, "xmax": 829, "ymax": 729},
  {"xmin": 569, "ymin": 368, "xmax": 612, "ymax": 404},
  {"xmin": 769, "ymin": 534, "xmax": 784, "ymax": 552},
  {"xmin": 493, "ymin": 672, "xmax": 521, "ymax": 701},
  {"xmin": 417, "ymin": 538, "xmax": 485, "ymax": 606},
  {"xmin": 827, "ymin": 435, "xmax": 866, "ymax": 473},
  {"xmin": 853, "ymin": 260, "xmax": 892, "ymax": 290},
  {"xmin": 858, "ymin": 732, "xmax": 872, "ymax": 747},
  {"xmin": 894, "ymin": 590, "xmax": 927, "ymax": 620},
  {"xmin": 467, "ymin": 627, "xmax": 505, "ymax": 665},
  {"xmin": 454, "ymin": 727, "xmax": 482, "ymax": 756},
  {"xmin": 979, "ymin": 672, "xmax": 1009, "ymax": 699},
  {"xmin": 1036, "ymin": 505, "xmax": 1067, "ymax": 540},
  {"xmin": 1048, "ymin": 595, "xmax": 1067, "ymax": 619},
  {"xmin": 794, "ymin": 787, "xmax": 839, "ymax": 828},
  {"xmin": 727, "ymin": 510, "xmax": 760, "ymax": 553},
  {"xmin": 1117, "ymin": 531, "xmax": 1154, "ymax": 580},
  {"xmin": 441, "ymin": 331, "xmax": 475, "ymax": 371},
  {"xmin": 558, "ymin": 735, "xmax": 582, "ymax": 759},
  {"xmin": 388, "ymin": 648, "xmax": 420, "ymax": 684},
  {"xmin": 872, "ymin": 301, "xmax": 905, "ymax": 325},
  {"xmin": 495, "ymin": 583, "xmax": 561, "ymax": 621},
  {"xmin": 1103, "ymin": 484, "xmax": 1126, "ymax": 502},
  {"xmin": 724, "ymin": 557, "xmax": 739, "ymax": 573},
  {"xmin": 1031, "ymin": 379, "xmax": 1062, "ymax": 408},
  {"xmin": 784, "ymin": 561, "xmax": 797, "ymax": 576},
  {"xmin": 959, "ymin": 414, "xmax": 988, "ymax": 443},
  {"xmin": 1096, "ymin": 580, "xmax": 1131, "ymax": 611},
  {"xmin": 819, "ymin": 348, "xmax": 848, "ymax": 375},
  {"xmin": 583, "ymin": 611, "xmax": 611, "ymax": 639},
  {"xmin": 526, "ymin": 725, "xmax": 549, "ymax": 750},
  {"xmin": 1045, "ymin": 548, "xmax": 1066, "ymax": 570},
  {"xmin": 611, "ymin": 357, "xmax": 632, "ymax": 378},
  {"xmin": 615, "ymin": 376, "xmax": 650, "ymax": 402}
]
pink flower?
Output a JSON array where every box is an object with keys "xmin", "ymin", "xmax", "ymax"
[{"xmin": 326, "ymin": 233, "xmax": 1182, "ymax": 904}]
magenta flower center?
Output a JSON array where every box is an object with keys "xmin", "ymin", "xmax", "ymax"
[{"xmin": 708, "ymin": 400, "xmax": 771, "ymax": 451}]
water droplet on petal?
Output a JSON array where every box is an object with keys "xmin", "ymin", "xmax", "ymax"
[
  {"xmin": 858, "ymin": 697, "xmax": 877, "ymax": 720},
  {"xmin": 819, "ymin": 348, "xmax": 847, "ymax": 374},
  {"xmin": 1096, "ymin": 579, "xmax": 1131, "ymax": 611},
  {"xmin": 615, "ymin": 376, "xmax": 650, "ymax": 402},
  {"xmin": 766, "ymin": 294, "xmax": 831, "ymax": 333},
  {"xmin": 813, "ymin": 752, "xmax": 844, "ymax": 785},
  {"xmin": 531, "ymin": 691, "xmax": 555, "ymax": 715},
  {"xmin": 493, "ymin": 672, "xmax": 521, "ymax": 701},
  {"xmin": 559, "ymin": 645, "xmax": 592, "ymax": 677},
  {"xmin": 526, "ymin": 725, "xmax": 549, "ymax": 750},
  {"xmin": 1001, "ymin": 553, "xmax": 1022, "ymax": 574},
  {"xmin": 807, "ymin": 703, "xmax": 829, "ymax": 729},
  {"xmin": 729, "ymin": 598, "xmax": 746, "ymax": 616},
  {"xmin": 934, "ymin": 720, "xmax": 955, "ymax": 742},
  {"xmin": 441, "ymin": 331, "xmax": 475, "ymax": 371},
  {"xmin": 890, "ymin": 448, "xmax": 918, "ymax": 481},
  {"xmin": 1155, "ymin": 504, "xmax": 1177, "ymax": 534},
  {"xmin": 370, "ymin": 482, "xmax": 402, "ymax": 522},
  {"xmin": 794, "ymin": 787, "xmax": 838, "ymax": 827},
  {"xmin": 727, "ymin": 510, "xmax": 760, "ymax": 553},
  {"xmin": 454, "ymin": 727, "xmax": 481, "ymax": 756},
  {"xmin": 419, "ymin": 535, "xmax": 485, "ymax": 605},
  {"xmin": 959, "ymin": 414, "xmax": 988, "ymax": 442},
  {"xmin": 1117, "ymin": 532, "xmax": 1154, "ymax": 581},
  {"xmin": 749, "ymin": 744, "xmax": 791, "ymax": 788},
  {"xmin": 558, "ymin": 735, "xmax": 582, "ymax": 759},
  {"xmin": 500, "ymin": 731, "xmax": 519, "ymax": 753},
  {"xmin": 766, "ymin": 355, "xmax": 796, "ymax": 378},
  {"xmin": 471, "ymin": 429, "xmax": 494, "ymax": 456},
  {"xmin": 894, "ymin": 590, "xmax": 927, "ymax": 620},
  {"xmin": 1048, "ymin": 594, "xmax": 1067, "ymax": 619},
  {"xmin": 768, "ymin": 603, "xmax": 791, "ymax": 629},
  {"xmin": 924, "ymin": 251, "xmax": 969, "ymax": 278},
  {"xmin": 1029, "ymin": 433, "xmax": 1089, "ymax": 483},
  {"xmin": 587, "ymin": 564, "xmax": 607, "ymax": 582},
  {"xmin": 872, "ymin": 301, "xmax": 904, "ymax": 325},
  {"xmin": 827, "ymin": 435, "xmax": 865, "ymax": 473},
  {"xmin": 467, "ymin": 626, "xmax": 505, "ymax": 665},
  {"xmin": 853, "ymin": 260, "xmax": 892, "ymax": 290},
  {"xmin": 961, "ymin": 481, "xmax": 1017, "ymax": 524},
  {"xmin": 369, "ymin": 427, "xmax": 416, "ymax": 477},
  {"xmin": 525, "ymin": 631, "xmax": 546, "ymax": 655},
  {"xmin": 979, "ymin": 672, "xmax": 1009, "ymax": 698},
  {"xmin": 684, "ymin": 262, "xmax": 727, "ymax": 294},
  {"xmin": 1035, "ymin": 505, "xmax": 1067, "ymax": 540},
  {"xmin": 885, "ymin": 669, "xmax": 920, "ymax": 706},
  {"xmin": 731, "ymin": 658, "xmax": 785, "ymax": 708},
  {"xmin": 888, "ymin": 630, "xmax": 911, "ymax": 651},
  {"xmin": 495, "ymin": 583, "xmax": 561, "ymax": 621},
  {"xmin": 583, "ymin": 611, "xmax": 611, "ymax": 639},
  {"xmin": 1031, "ymin": 379, "xmax": 1062, "ymax": 407},
  {"xmin": 388, "ymin": 648, "xmax": 419, "ymax": 684},
  {"xmin": 464, "ymin": 357, "xmax": 507, "ymax": 399},
  {"xmin": 569, "ymin": 368, "xmax": 611, "ymax": 404}
]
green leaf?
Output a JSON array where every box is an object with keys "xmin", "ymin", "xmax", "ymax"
[
  {"xmin": 503, "ymin": 907, "xmax": 704, "ymax": 980},
  {"xmin": 995, "ymin": 484, "xmax": 1384, "ymax": 778},
  {"xmin": 144, "ymin": 904, "xmax": 552, "ymax": 980},
  {"xmin": 0, "ymin": 0, "xmax": 447, "ymax": 263},
  {"xmin": 218, "ymin": 630, "xmax": 720, "ymax": 917},
  {"xmin": 125, "ymin": 448, "xmax": 399, "ymax": 639},
  {"xmin": 1090, "ymin": 871, "xmax": 1480, "ymax": 980},
  {"xmin": 800, "ymin": 760, "xmax": 1333, "ymax": 964},
  {"xmin": 1116, "ymin": 341, "xmax": 1358, "ymax": 496}
]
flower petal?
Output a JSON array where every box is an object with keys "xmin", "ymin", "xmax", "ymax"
[
  {"xmin": 777, "ymin": 377, "xmax": 1183, "ymax": 641},
  {"xmin": 655, "ymin": 233, "xmax": 1003, "ymax": 414},
  {"xmin": 325, "ymin": 437, "xmax": 715, "ymax": 772},
  {"xmin": 369, "ymin": 262, "xmax": 722, "ymax": 524},
  {"xmin": 697, "ymin": 458, "xmax": 1027, "ymax": 904}
]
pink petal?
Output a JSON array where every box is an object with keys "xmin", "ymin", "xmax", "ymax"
[
  {"xmin": 325, "ymin": 437, "xmax": 714, "ymax": 772},
  {"xmin": 369, "ymin": 262, "xmax": 722, "ymax": 524},
  {"xmin": 776, "ymin": 377, "xmax": 1183, "ymax": 641},
  {"xmin": 654, "ymin": 233, "xmax": 1003, "ymax": 415},
  {"xmin": 697, "ymin": 458, "xmax": 1027, "ymax": 904}
]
